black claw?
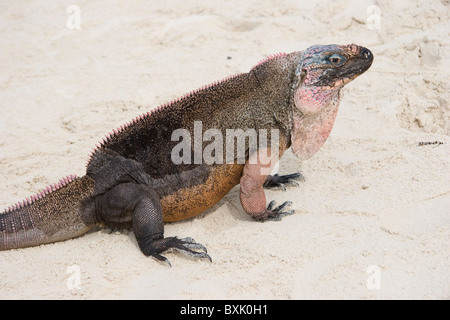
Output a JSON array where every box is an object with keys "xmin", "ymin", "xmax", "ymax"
[
  {"xmin": 138, "ymin": 236, "xmax": 211, "ymax": 266},
  {"xmin": 177, "ymin": 237, "xmax": 208, "ymax": 253},
  {"xmin": 270, "ymin": 209, "xmax": 295, "ymax": 221},
  {"xmin": 267, "ymin": 201, "xmax": 294, "ymax": 221},
  {"xmin": 253, "ymin": 200, "xmax": 295, "ymax": 222},
  {"xmin": 150, "ymin": 252, "xmax": 172, "ymax": 267},
  {"xmin": 266, "ymin": 200, "xmax": 276, "ymax": 211},
  {"xmin": 264, "ymin": 173, "xmax": 305, "ymax": 190},
  {"xmin": 274, "ymin": 201, "xmax": 293, "ymax": 212},
  {"xmin": 172, "ymin": 239, "xmax": 212, "ymax": 261}
]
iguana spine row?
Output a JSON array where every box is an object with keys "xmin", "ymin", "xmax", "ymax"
[
  {"xmin": 88, "ymin": 72, "xmax": 248, "ymax": 160},
  {"xmin": 2, "ymin": 175, "xmax": 78, "ymax": 214}
]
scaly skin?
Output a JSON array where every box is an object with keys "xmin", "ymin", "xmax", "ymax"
[{"xmin": 0, "ymin": 44, "xmax": 373, "ymax": 265}]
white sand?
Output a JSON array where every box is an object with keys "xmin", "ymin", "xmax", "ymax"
[{"xmin": 0, "ymin": 0, "xmax": 449, "ymax": 299}]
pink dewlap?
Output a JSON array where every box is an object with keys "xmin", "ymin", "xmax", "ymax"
[
  {"xmin": 294, "ymin": 88, "xmax": 336, "ymax": 114},
  {"xmin": 291, "ymin": 88, "xmax": 340, "ymax": 160}
]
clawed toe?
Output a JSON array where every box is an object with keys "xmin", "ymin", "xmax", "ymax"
[
  {"xmin": 138, "ymin": 236, "xmax": 212, "ymax": 266},
  {"xmin": 264, "ymin": 173, "xmax": 305, "ymax": 190},
  {"xmin": 171, "ymin": 237, "xmax": 212, "ymax": 262},
  {"xmin": 252, "ymin": 200, "xmax": 295, "ymax": 222}
]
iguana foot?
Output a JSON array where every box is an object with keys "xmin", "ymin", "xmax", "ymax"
[
  {"xmin": 263, "ymin": 173, "xmax": 305, "ymax": 190},
  {"xmin": 138, "ymin": 235, "xmax": 212, "ymax": 267},
  {"xmin": 252, "ymin": 200, "xmax": 294, "ymax": 221}
]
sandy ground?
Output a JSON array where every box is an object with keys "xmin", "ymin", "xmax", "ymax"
[{"xmin": 0, "ymin": 0, "xmax": 449, "ymax": 299}]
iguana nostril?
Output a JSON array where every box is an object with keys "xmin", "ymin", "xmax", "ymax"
[{"xmin": 361, "ymin": 48, "xmax": 372, "ymax": 59}]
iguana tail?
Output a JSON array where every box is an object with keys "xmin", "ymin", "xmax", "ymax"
[{"xmin": 0, "ymin": 175, "xmax": 96, "ymax": 250}]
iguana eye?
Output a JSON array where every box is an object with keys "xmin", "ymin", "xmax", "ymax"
[
  {"xmin": 330, "ymin": 57, "xmax": 341, "ymax": 63},
  {"xmin": 327, "ymin": 54, "xmax": 345, "ymax": 65}
]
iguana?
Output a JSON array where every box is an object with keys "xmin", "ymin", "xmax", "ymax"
[{"xmin": 0, "ymin": 44, "xmax": 373, "ymax": 265}]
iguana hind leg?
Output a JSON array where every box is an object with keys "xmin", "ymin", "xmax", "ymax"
[{"xmin": 97, "ymin": 183, "xmax": 210, "ymax": 266}]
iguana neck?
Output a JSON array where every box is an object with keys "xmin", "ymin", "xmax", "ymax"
[{"xmin": 249, "ymin": 51, "xmax": 304, "ymax": 140}]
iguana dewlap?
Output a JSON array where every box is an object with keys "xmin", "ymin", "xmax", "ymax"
[{"xmin": 0, "ymin": 44, "xmax": 373, "ymax": 265}]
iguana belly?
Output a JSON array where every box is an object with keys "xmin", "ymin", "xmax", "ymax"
[{"xmin": 160, "ymin": 164, "xmax": 244, "ymax": 222}]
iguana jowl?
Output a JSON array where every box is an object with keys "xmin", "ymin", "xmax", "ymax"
[{"xmin": 0, "ymin": 44, "xmax": 373, "ymax": 264}]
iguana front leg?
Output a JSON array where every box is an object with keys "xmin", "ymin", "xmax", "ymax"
[
  {"xmin": 239, "ymin": 149, "xmax": 294, "ymax": 221},
  {"xmin": 97, "ymin": 183, "xmax": 211, "ymax": 266}
]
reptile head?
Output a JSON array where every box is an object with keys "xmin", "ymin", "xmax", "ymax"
[
  {"xmin": 290, "ymin": 44, "xmax": 373, "ymax": 160},
  {"xmin": 293, "ymin": 44, "xmax": 373, "ymax": 115},
  {"xmin": 299, "ymin": 43, "xmax": 373, "ymax": 89}
]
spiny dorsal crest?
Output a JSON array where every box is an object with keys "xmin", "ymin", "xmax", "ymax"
[
  {"xmin": 1, "ymin": 175, "xmax": 78, "ymax": 214},
  {"xmin": 252, "ymin": 52, "xmax": 287, "ymax": 70},
  {"xmin": 87, "ymin": 71, "xmax": 244, "ymax": 165}
]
